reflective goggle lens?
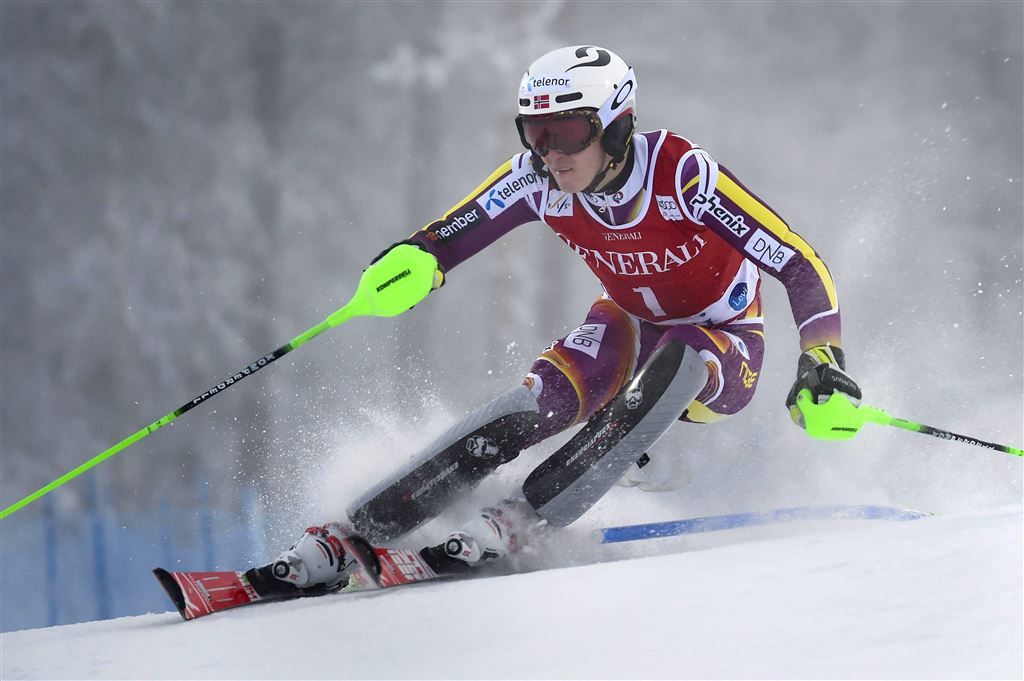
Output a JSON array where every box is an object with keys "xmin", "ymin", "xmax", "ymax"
[{"xmin": 519, "ymin": 113, "xmax": 598, "ymax": 156}]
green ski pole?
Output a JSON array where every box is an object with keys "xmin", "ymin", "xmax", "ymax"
[
  {"xmin": 1, "ymin": 245, "xmax": 441, "ymax": 520},
  {"xmin": 794, "ymin": 389, "xmax": 1023, "ymax": 457}
]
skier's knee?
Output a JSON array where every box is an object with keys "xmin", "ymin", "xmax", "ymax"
[{"xmin": 524, "ymin": 341, "xmax": 708, "ymax": 526}]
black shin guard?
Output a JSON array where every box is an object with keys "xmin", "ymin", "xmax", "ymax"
[
  {"xmin": 348, "ymin": 387, "xmax": 540, "ymax": 542},
  {"xmin": 522, "ymin": 341, "xmax": 708, "ymax": 526}
]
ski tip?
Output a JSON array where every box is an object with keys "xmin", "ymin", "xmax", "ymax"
[{"xmin": 153, "ymin": 567, "xmax": 189, "ymax": 620}]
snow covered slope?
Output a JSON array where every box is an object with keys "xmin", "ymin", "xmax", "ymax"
[{"xmin": 2, "ymin": 505, "xmax": 1020, "ymax": 680}]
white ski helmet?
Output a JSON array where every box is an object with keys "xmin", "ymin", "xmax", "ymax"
[{"xmin": 516, "ymin": 45, "xmax": 637, "ymax": 162}]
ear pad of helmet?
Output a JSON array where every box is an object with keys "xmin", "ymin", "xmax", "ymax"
[{"xmin": 600, "ymin": 115, "xmax": 635, "ymax": 163}]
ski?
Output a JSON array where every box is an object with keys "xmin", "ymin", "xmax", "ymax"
[
  {"xmin": 154, "ymin": 536, "xmax": 450, "ymax": 622},
  {"xmin": 339, "ymin": 535, "xmax": 443, "ymax": 588},
  {"xmin": 153, "ymin": 567, "xmax": 267, "ymax": 621},
  {"xmin": 155, "ymin": 504, "xmax": 929, "ymax": 621}
]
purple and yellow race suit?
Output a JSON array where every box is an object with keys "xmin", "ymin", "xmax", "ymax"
[{"xmin": 406, "ymin": 131, "xmax": 841, "ymax": 443}]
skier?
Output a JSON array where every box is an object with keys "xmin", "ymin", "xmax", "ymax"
[{"xmin": 249, "ymin": 45, "xmax": 863, "ymax": 596}]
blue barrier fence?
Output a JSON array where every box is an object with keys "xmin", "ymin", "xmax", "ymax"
[
  {"xmin": 598, "ymin": 505, "xmax": 931, "ymax": 543},
  {"xmin": 2, "ymin": 497, "xmax": 930, "ymax": 632},
  {"xmin": 0, "ymin": 478, "xmax": 268, "ymax": 633}
]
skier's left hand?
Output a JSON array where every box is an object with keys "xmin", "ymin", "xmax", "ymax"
[{"xmin": 785, "ymin": 345, "xmax": 861, "ymax": 429}]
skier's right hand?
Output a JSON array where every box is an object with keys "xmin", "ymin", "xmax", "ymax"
[
  {"xmin": 370, "ymin": 240, "xmax": 445, "ymax": 290},
  {"xmin": 351, "ymin": 242, "xmax": 443, "ymax": 317}
]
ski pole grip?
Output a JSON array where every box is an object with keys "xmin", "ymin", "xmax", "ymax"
[
  {"xmin": 797, "ymin": 393, "xmax": 1023, "ymax": 456},
  {"xmin": 331, "ymin": 244, "xmax": 440, "ymax": 325},
  {"xmin": 795, "ymin": 389, "xmax": 866, "ymax": 441}
]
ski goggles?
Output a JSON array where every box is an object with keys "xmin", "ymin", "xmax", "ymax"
[{"xmin": 516, "ymin": 110, "xmax": 602, "ymax": 157}]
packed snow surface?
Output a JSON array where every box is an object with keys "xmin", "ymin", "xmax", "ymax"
[{"xmin": 2, "ymin": 504, "xmax": 1020, "ymax": 680}]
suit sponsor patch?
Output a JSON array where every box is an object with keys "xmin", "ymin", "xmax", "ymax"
[
  {"xmin": 722, "ymin": 331, "xmax": 750, "ymax": 360},
  {"xmin": 655, "ymin": 195, "xmax": 685, "ymax": 221},
  {"xmin": 426, "ymin": 208, "xmax": 481, "ymax": 241},
  {"xmin": 690, "ymin": 192, "xmax": 749, "ymax": 237},
  {"xmin": 744, "ymin": 228, "xmax": 796, "ymax": 272},
  {"xmin": 564, "ymin": 323, "xmax": 606, "ymax": 360},
  {"xmin": 477, "ymin": 167, "xmax": 540, "ymax": 218},
  {"xmin": 547, "ymin": 191, "xmax": 573, "ymax": 217}
]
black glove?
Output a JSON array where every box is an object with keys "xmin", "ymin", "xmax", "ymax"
[{"xmin": 786, "ymin": 345, "xmax": 861, "ymax": 428}]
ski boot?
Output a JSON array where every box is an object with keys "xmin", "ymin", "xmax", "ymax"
[
  {"xmin": 419, "ymin": 498, "xmax": 540, "ymax": 575},
  {"xmin": 246, "ymin": 522, "xmax": 358, "ymax": 598}
]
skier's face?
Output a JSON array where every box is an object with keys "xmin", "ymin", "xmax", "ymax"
[{"xmin": 542, "ymin": 138, "xmax": 610, "ymax": 193}]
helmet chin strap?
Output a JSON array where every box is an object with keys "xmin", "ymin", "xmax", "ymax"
[
  {"xmin": 582, "ymin": 158, "xmax": 617, "ymax": 194},
  {"xmin": 583, "ymin": 142, "xmax": 635, "ymax": 195},
  {"xmin": 529, "ymin": 149, "xmax": 551, "ymax": 185}
]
